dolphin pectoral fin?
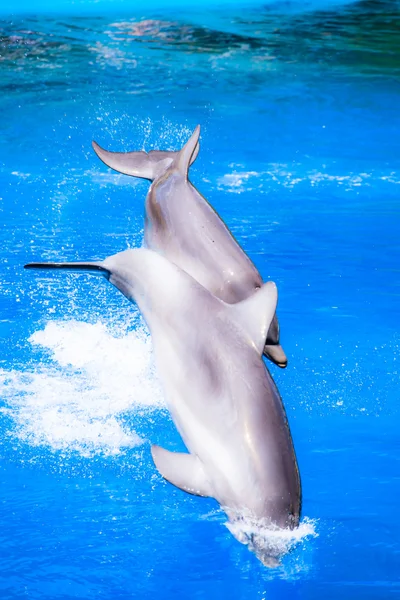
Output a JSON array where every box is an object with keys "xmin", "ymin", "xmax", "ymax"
[
  {"xmin": 263, "ymin": 344, "xmax": 288, "ymax": 369},
  {"xmin": 151, "ymin": 445, "xmax": 212, "ymax": 497},
  {"xmin": 92, "ymin": 138, "xmax": 199, "ymax": 181}
]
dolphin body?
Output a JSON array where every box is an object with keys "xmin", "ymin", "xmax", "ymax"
[
  {"xmin": 25, "ymin": 247, "xmax": 301, "ymax": 566},
  {"xmin": 92, "ymin": 126, "xmax": 288, "ymax": 369}
]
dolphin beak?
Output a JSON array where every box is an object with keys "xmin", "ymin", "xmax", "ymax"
[
  {"xmin": 255, "ymin": 550, "xmax": 281, "ymax": 569},
  {"xmin": 264, "ymin": 344, "xmax": 288, "ymax": 369}
]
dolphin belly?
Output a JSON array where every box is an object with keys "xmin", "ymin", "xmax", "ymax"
[{"xmin": 153, "ymin": 331, "xmax": 300, "ymax": 531}]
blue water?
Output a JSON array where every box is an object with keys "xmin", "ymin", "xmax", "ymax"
[{"xmin": 1, "ymin": 0, "xmax": 400, "ymax": 597}]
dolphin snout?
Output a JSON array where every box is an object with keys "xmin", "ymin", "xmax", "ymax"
[
  {"xmin": 250, "ymin": 535, "xmax": 282, "ymax": 569},
  {"xmin": 264, "ymin": 344, "xmax": 288, "ymax": 368},
  {"xmin": 228, "ymin": 521, "xmax": 285, "ymax": 569}
]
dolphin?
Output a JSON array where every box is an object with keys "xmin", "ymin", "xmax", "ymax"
[
  {"xmin": 24, "ymin": 248, "xmax": 301, "ymax": 566},
  {"xmin": 92, "ymin": 126, "xmax": 288, "ymax": 368}
]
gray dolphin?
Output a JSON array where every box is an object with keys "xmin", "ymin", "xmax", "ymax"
[
  {"xmin": 24, "ymin": 248, "xmax": 301, "ymax": 566},
  {"xmin": 92, "ymin": 126, "xmax": 288, "ymax": 368}
]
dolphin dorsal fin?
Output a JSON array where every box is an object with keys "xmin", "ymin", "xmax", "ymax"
[
  {"xmin": 229, "ymin": 282, "xmax": 278, "ymax": 355},
  {"xmin": 174, "ymin": 125, "xmax": 201, "ymax": 179}
]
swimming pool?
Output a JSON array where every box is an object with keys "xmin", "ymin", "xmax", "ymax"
[{"xmin": 1, "ymin": 1, "xmax": 399, "ymax": 598}]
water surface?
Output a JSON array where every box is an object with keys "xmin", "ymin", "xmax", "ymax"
[{"xmin": 0, "ymin": 1, "xmax": 399, "ymax": 598}]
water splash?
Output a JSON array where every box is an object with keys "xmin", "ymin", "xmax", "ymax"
[
  {"xmin": 217, "ymin": 165, "xmax": 400, "ymax": 193},
  {"xmin": 0, "ymin": 320, "xmax": 164, "ymax": 456},
  {"xmin": 226, "ymin": 512, "xmax": 318, "ymax": 568}
]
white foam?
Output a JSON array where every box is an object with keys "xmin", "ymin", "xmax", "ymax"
[
  {"xmin": 83, "ymin": 169, "xmax": 142, "ymax": 188},
  {"xmin": 218, "ymin": 165, "xmax": 400, "ymax": 193},
  {"xmin": 11, "ymin": 170, "xmax": 31, "ymax": 179},
  {"xmin": 89, "ymin": 41, "xmax": 138, "ymax": 70},
  {"xmin": 226, "ymin": 512, "xmax": 318, "ymax": 565},
  {"xmin": 0, "ymin": 320, "xmax": 164, "ymax": 456}
]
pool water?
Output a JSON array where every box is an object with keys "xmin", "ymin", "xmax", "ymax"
[{"xmin": 0, "ymin": 1, "xmax": 399, "ymax": 598}]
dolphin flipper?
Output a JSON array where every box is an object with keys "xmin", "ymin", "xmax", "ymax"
[
  {"xmin": 151, "ymin": 445, "xmax": 212, "ymax": 497},
  {"xmin": 92, "ymin": 132, "xmax": 200, "ymax": 181}
]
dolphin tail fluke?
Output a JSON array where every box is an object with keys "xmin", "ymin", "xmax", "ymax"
[
  {"xmin": 92, "ymin": 133, "xmax": 200, "ymax": 181},
  {"xmin": 92, "ymin": 142, "xmax": 167, "ymax": 180},
  {"xmin": 175, "ymin": 125, "xmax": 201, "ymax": 179},
  {"xmin": 24, "ymin": 261, "xmax": 109, "ymax": 276},
  {"xmin": 151, "ymin": 445, "xmax": 212, "ymax": 497}
]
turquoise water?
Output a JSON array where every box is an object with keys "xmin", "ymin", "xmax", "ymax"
[{"xmin": 1, "ymin": 1, "xmax": 400, "ymax": 598}]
